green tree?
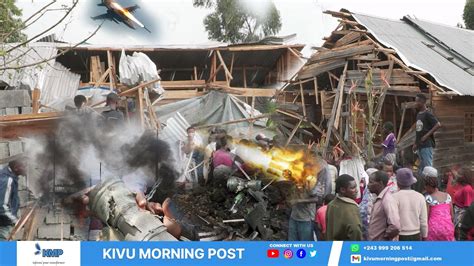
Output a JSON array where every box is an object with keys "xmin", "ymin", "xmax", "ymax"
[
  {"xmin": 193, "ymin": 0, "xmax": 282, "ymax": 43},
  {"xmin": 0, "ymin": 0, "xmax": 27, "ymax": 43},
  {"xmin": 463, "ymin": 0, "xmax": 474, "ymax": 29}
]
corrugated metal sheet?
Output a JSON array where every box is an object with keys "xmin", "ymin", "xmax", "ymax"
[
  {"xmin": 351, "ymin": 13, "xmax": 474, "ymax": 96},
  {"xmin": 404, "ymin": 16, "xmax": 474, "ymax": 63},
  {"xmin": 0, "ymin": 43, "xmax": 57, "ymax": 90},
  {"xmin": 0, "ymin": 42, "xmax": 80, "ymax": 106},
  {"xmin": 39, "ymin": 61, "xmax": 80, "ymax": 106}
]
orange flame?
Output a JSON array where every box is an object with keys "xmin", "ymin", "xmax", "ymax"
[{"xmin": 235, "ymin": 143, "xmax": 320, "ymax": 189}]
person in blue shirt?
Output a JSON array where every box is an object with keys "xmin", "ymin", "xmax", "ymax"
[{"xmin": 0, "ymin": 158, "xmax": 26, "ymax": 240}]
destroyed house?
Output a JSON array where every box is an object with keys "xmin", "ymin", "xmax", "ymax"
[
  {"xmin": 0, "ymin": 41, "xmax": 305, "ymax": 140},
  {"xmin": 280, "ymin": 9, "xmax": 474, "ymax": 172},
  {"xmin": 0, "ymin": 41, "xmax": 305, "ymax": 241}
]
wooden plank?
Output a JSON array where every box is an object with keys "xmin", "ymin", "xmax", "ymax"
[
  {"xmin": 216, "ymin": 50, "xmax": 233, "ymax": 80},
  {"xmin": 338, "ymin": 19, "xmax": 360, "ymax": 26},
  {"xmin": 229, "ymin": 53, "xmax": 235, "ymax": 77},
  {"xmin": 160, "ymin": 80, "xmax": 206, "ymax": 89},
  {"xmin": 323, "ymin": 83, "xmax": 342, "ymax": 158},
  {"xmin": 323, "ymin": 10, "xmax": 352, "ymax": 18},
  {"xmin": 309, "ymin": 45, "xmax": 374, "ymax": 63},
  {"xmin": 93, "ymin": 68, "xmax": 111, "ymax": 88},
  {"xmin": 285, "ymin": 119, "xmax": 303, "ymax": 147},
  {"xmin": 397, "ymin": 107, "xmax": 406, "ymax": 143},
  {"xmin": 90, "ymin": 56, "xmax": 102, "ymax": 82},
  {"xmin": 373, "ymin": 60, "xmax": 394, "ymax": 125},
  {"xmin": 243, "ymin": 67, "xmax": 247, "ymax": 88},
  {"xmin": 248, "ymin": 94, "xmax": 256, "ymax": 138},
  {"xmin": 211, "ymin": 51, "xmax": 217, "ymax": 82},
  {"xmin": 93, "ymin": 79, "xmax": 160, "ymax": 105},
  {"xmin": 334, "ymin": 62, "xmax": 348, "ymax": 130},
  {"xmin": 137, "ymin": 88, "xmax": 145, "ymax": 129},
  {"xmin": 298, "ymin": 59, "xmax": 346, "ymax": 80},
  {"xmin": 207, "ymin": 64, "xmax": 223, "ymax": 83},
  {"xmin": 32, "ymin": 88, "xmax": 41, "ymax": 114},
  {"xmin": 334, "ymin": 31, "xmax": 362, "ymax": 47},
  {"xmin": 163, "ymin": 90, "xmax": 205, "ymax": 99},
  {"xmin": 314, "ymin": 78, "xmax": 319, "ymax": 105},
  {"xmin": 299, "ymin": 83, "xmax": 306, "ymax": 117},
  {"xmin": 332, "ymin": 126, "xmax": 351, "ymax": 155},
  {"xmin": 144, "ymin": 88, "xmax": 159, "ymax": 131},
  {"xmin": 107, "ymin": 50, "xmax": 117, "ymax": 91},
  {"xmin": 287, "ymin": 47, "xmax": 305, "ymax": 64}
]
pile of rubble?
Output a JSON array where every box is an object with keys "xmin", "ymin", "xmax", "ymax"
[{"xmin": 172, "ymin": 178, "xmax": 294, "ymax": 241}]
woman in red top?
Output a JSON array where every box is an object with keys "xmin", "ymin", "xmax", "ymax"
[
  {"xmin": 453, "ymin": 167, "xmax": 474, "ymax": 239},
  {"xmin": 446, "ymin": 169, "xmax": 462, "ymax": 199}
]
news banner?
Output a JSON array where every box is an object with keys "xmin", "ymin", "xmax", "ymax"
[{"xmin": 0, "ymin": 241, "xmax": 473, "ymax": 266}]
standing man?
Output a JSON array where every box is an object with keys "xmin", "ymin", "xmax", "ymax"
[
  {"xmin": 0, "ymin": 158, "xmax": 26, "ymax": 240},
  {"xmin": 368, "ymin": 171, "xmax": 400, "ymax": 240},
  {"xmin": 325, "ymin": 174, "xmax": 363, "ymax": 240},
  {"xmin": 413, "ymin": 94, "xmax": 441, "ymax": 175},
  {"xmin": 392, "ymin": 168, "xmax": 428, "ymax": 241}
]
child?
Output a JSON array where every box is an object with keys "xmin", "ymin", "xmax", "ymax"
[{"xmin": 382, "ymin": 122, "xmax": 396, "ymax": 157}]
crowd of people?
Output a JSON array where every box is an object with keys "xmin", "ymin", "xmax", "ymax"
[{"xmin": 1, "ymin": 92, "xmax": 473, "ymax": 242}]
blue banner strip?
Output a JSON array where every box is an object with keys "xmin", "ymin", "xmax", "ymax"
[{"xmin": 1, "ymin": 241, "xmax": 473, "ymax": 266}]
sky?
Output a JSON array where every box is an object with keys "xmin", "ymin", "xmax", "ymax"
[{"xmin": 16, "ymin": 0, "xmax": 467, "ymax": 52}]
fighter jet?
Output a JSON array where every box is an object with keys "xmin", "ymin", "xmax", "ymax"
[{"xmin": 91, "ymin": 0, "xmax": 151, "ymax": 33}]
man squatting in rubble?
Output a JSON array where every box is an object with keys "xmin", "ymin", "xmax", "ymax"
[
  {"xmin": 101, "ymin": 92, "xmax": 125, "ymax": 129},
  {"xmin": 288, "ymin": 157, "xmax": 332, "ymax": 241},
  {"xmin": 0, "ymin": 158, "xmax": 26, "ymax": 240}
]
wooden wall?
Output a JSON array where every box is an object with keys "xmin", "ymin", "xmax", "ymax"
[{"xmin": 432, "ymin": 95, "xmax": 474, "ymax": 173}]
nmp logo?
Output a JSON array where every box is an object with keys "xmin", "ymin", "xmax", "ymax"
[{"xmin": 34, "ymin": 243, "xmax": 64, "ymax": 257}]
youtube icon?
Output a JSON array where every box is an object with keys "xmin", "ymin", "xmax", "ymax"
[{"xmin": 267, "ymin": 249, "xmax": 279, "ymax": 258}]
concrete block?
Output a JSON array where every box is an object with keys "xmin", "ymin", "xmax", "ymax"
[
  {"xmin": 0, "ymin": 90, "xmax": 31, "ymax": 108},
  {"xmin": 37, "ymin": 223, "xmax": 71, "ymax": 239},
  {"xmin": 5, "ymin": 108, "xmax": 19, "ymax": 115},
  {"xmin": 0, "ymin": 143, "xmax": 9, "ymax": 159},
  {"xmin": 45, "ymin": 211, "xmax": 72, "ymax": 225},
  {"xmin": 8, "ymin": 141, "xmax": 23, "ymax": 156},
  {"xmin": 21, "ymin": 107, "xmax": 32, "ymax": 114}
]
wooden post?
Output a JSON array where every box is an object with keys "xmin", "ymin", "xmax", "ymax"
[
  {"xmin": 32, "ymin": 88, "xmax": 40, "ymax": 113},
  {"xmin": 299, "ymin": 83, "xmax": 306, "ymax": 117},
  {"xmin": 314, "ymin": 78, "xmax": 319, "ymax": 105},
  {"xmin": 137, "ymin": 87, "xmax": 145, "ymax": 129},
  {"xmin": 107, "ymin": 50, "xmax": 116, "ymax": 91},
  {"xmin": 211, "ymin": 51, "xmax": 217, "ymax": 82},
  {"xmin": 230, "ymin": 53, "xmax": 235, "ymax": 76},
  {"xmin": 243, "ymin": 66, "xmax": 247, "ymax": 88},
  {"xmin": 194, "ymin": 66, "xmax": 198, "ymax": 80},
  {"xmin": 397, "ymin": 106, "xmax": 406, "ymax": 143},
  {"xmin": 248, "ymin": 94, "xmax": 256, "ymax": 138},
  {"xmin": 392, "ymin": 102, "xmax": 397, "ymax": 138}
]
